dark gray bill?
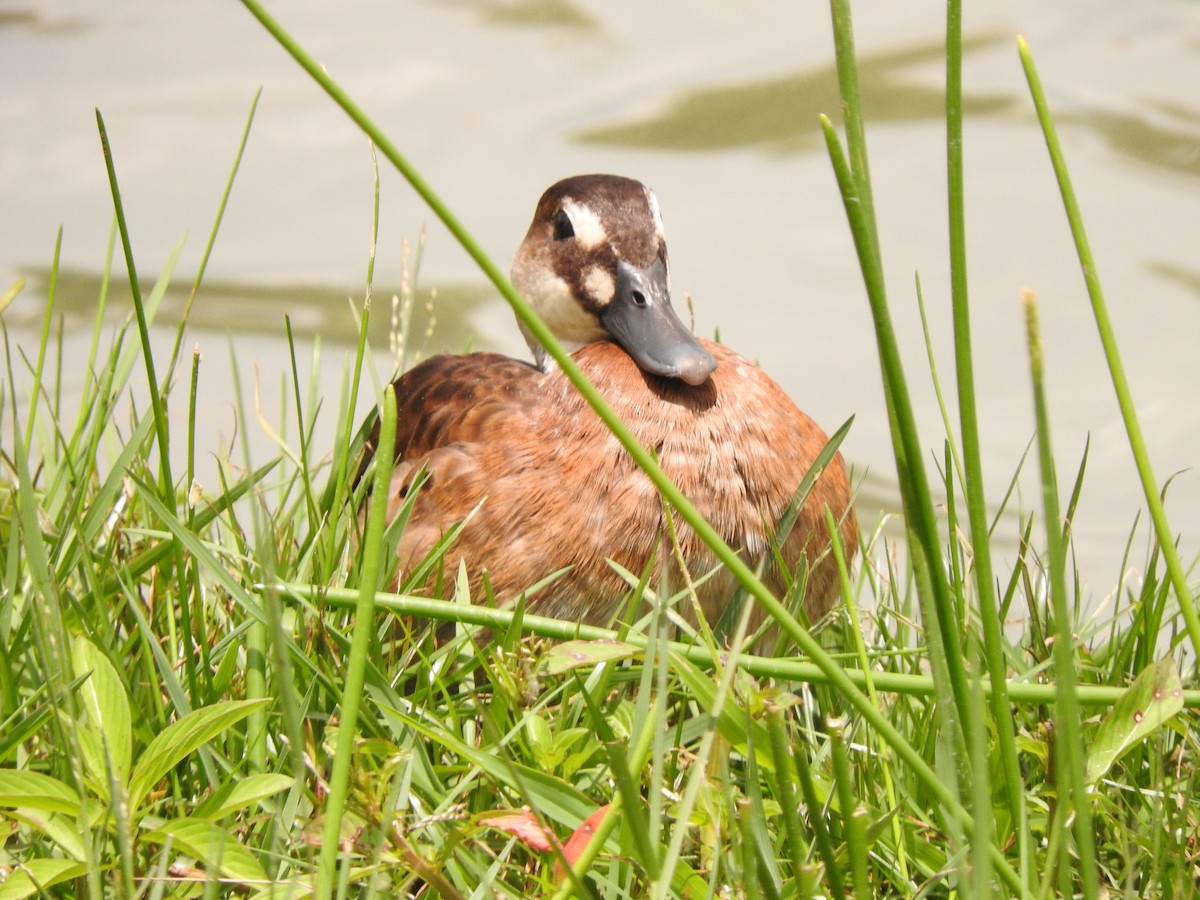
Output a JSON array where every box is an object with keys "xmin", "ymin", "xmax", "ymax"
[{"xmin": 601, "ymin": 258, "xmax": 717, "ymax": 385}]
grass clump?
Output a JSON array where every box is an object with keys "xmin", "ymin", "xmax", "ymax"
[{"xmin": 2, "ymin": 1, "xmax": 1199, "ymax": 897}]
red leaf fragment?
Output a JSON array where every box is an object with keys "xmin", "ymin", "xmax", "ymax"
[
  {"xmin": 479, "ymin": 809, "xmax": 555, "ymax": 853},
  {"xmin": 553, "ymin": 803, "xmax": 612, "ymax": 881}
]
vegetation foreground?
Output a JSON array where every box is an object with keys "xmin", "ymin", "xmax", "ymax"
[{"xmin": 2, "ymin": 2, "xmax": 1198, "ymax": 897}]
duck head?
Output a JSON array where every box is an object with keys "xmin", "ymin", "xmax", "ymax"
[{"xmin": 511, "ymin": 174, "xmax": 718, "ymax": 386}]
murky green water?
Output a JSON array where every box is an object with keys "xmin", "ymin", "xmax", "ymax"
[{"xmin": 3, "ymin": 0, "xmax": 1199, "ymax": 595}]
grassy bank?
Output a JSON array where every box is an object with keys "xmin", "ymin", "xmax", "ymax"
[{"xmin": 2, "ymin": 1, "xmax": 1198, "ymax": 897}]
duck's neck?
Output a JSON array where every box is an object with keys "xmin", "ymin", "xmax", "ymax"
[{"xmin": 519, "ymin": 321, "xmax": 590, "ymax": 373}]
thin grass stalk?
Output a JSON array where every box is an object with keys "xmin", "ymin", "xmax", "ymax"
[
  {"xmin": 284, "ymin": 317, "xmax": 320, "ymax": 534},
  {"xmin": 59, "ymin": 225, "xmax": 115, "ymax": 488},
  {"xmin": 577, "ymin": 682, "xmax": 659, "ymax": 881},
  {"xmin": 237, "ymin": 7, "xmax": 1028, "ymax": 889},
  {"xmin": 105, "ymin": 734, "xmax": 137, "ymax": 899},
  {"xmin": 765, "ymin": 708, "xmax": 810, "ymax": 879},
  {"xmin": 628, "ymin": 643, "xmax": 667, "ymax": 883},
  {"xmin": 1023, "ymin": 293, "xmax": 1099, "ymax": 898},
  {"xmin": 822, "ymin": 107, "xmax": 973, "ymax": 859},
  {"xmin": 94, "ymin": 110, "xmax": 174, "ymax": 504},
  {"xmin": 966, "ymin": 648, "xmax": 992, "ymax": 897},
  {"xmin": 915, "ymin": 277, "xmax": 964, "ymax": 487},
  {"xmin": 746, "ymin": 741, "xmax": 784, "ymax": 897},
  {"xmin": 245, "ymin": 506, "xmax": 269, "ymax": 781},
  {"xmin": 22, "ymin": 228, "xmax": 60, "ymax": 451},
  {"xmin": 0, "ymin": 276, "xmax": 23, "ymax": 313},
  {"xmin": 96, "ymin": 110, "xmax": 200, "ymax": 695},
  {"xmin": 316, "ymin": 383, "xmax": 397, "ymax": 898},
  {"xmin": 1017, "ymin": 36, "xmax": 1200, "ymax": 666},
  {"xmin": 61, "ymin": 221, "xmax": 114, "ymax": 455},
  {"xmin": 821, "ymin": 0, "xmax": 971, "ymax": 739},
  {"xmin": 264, "ymin": 574, "xmax": 306, "ymax": 807},
  {"xmin": 166, "ymin": 89, "xmax": 262, "ymax": 384},
  {"xmin": 945, "ymin": 0, "xmax": 1030, "ymax": 881},
  {"xmin": 828, "ymin": 717, "xmax": 869, "ymax": 898},
  {"xmin": 181, "ymin": 348, "xmax": 202, "ymax": 703},
  {"xmin": 53, "ymin": 314, "xmax": 64, "ymax": 422},
  {"xmin": 792, "ymin": 738, "xmax": 844, "ymax": 897},
  {"xmin": 302, "ymin": 584, "xmax": 1200, "ymax": 710},
  {"xmin": 642, "ymin": 593, "xmax": 671, "ymax": 876},
  {"xmin": 656, "ymin": 618, "xmax": 756, "ymax": 900},
  {"xmin": 323, "ymin": 145, "xmax": 379, "ymax": 558},
  {"xmin": 827, "ymin": 507, "xmax": 907, "ymax": 882},
  {"xmin": 827, "ymin": 2, "xmax": 878, "ymax": 255},
  {"xmin": 737, "ymin": 798, "xmax": 762, "ymax": 900}
]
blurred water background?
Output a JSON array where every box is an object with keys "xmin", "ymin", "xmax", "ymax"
[{"xmin": 3, "ymin": 0, "xmax": 1199, "ymax": 607}]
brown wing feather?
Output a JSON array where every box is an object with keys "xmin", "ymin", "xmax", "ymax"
[{"xmin": 374, "ymin": 353, "xmax": 543, "ymax": 571}]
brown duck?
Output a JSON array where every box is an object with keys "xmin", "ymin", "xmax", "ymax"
[{"xmin": 359, "ymin": 174, "xmax": 856, "ymax": 631}]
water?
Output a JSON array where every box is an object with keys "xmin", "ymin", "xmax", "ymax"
[{"xmin": 4, "ymin": 0, "xmax": 1199, "ymax": 602}]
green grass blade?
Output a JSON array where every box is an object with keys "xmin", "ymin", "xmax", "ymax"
[
  {"xmin": 127, "ymin": 698, "xmax": 270, "ymax": 814},
  {"xmin": 299, "ymin": 583, "xmax": 1200, "ymax": 708},
  {"xmin": 765, "ymin": 707, "xmax": 811, "ymax": 880},
  {"xmin": 828, "ymin": 717, "xmax": 869, "ymax": 898},
  {"xmin": 821, "ymin": 110, "xmax": 969, "ymax": 843},
  {"xmin": 792, "ymin": 735, "xmax": 844, "ymax": 897},
  {"xmin": 945, "ymin": 0, "xmax": 1029, "ymax": 881},
  {"xmin": 316, "ymin": 383, "xmax": 396, "ymax": 899},
  {"xmin": 94, "ymin": 110, "xmax": 174, "ymax": 506},
  {"xmin": 165, "ymin": 88, "xmax": 263, "ymax": 383},
  {"xmin": 1023, "ymin": 293, "xmax": 1099, "ymax": 898},
  {"xmin": 1017, "ymin": 36, "xmax": 1200, "ymax": 667},
  {"xmin": 21, "ymin": 229, "xmax": 60, "ymax": 451}
]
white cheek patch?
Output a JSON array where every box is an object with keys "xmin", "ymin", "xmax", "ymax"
[
  {"xmin": 519, "ymin": 266, "xmax": 571, "ymax": 311},
  {"xmin": 511, "ymin": 252, "xmax": 568, "ymax": 310},
  {"xmin": 518, "ymin": 265, "xmax": 605, "ymax": 344},
  {"xmin": 561, "ymin": 198, "xmax": 608, "ymax": 249},
  {"xmin": 583, "ymin": 266, "xmax": 616, "ymax": 307}
]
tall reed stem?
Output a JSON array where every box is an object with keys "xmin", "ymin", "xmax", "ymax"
[{"xmin": 945, "ymin": 0, "xmax": 1029, "ymax": 881}]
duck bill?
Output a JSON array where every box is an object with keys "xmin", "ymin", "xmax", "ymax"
[{"xmin": 601, "ymin": 258, "xmax": 717, "ymax": 386}]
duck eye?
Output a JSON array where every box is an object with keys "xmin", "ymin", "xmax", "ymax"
[{"xmin": 553, "ymin": 209, "xmax": 575, "ymax": 241}]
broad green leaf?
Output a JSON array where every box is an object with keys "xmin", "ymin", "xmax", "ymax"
[
  {"xmin": 194, "ymin": 773, "xmax": 295, "ymax": 820},
  {"xmin": 145, "ymin": 816, "xmax": 268, "ymax": 884},
  {"xmin": 0, "ymin": 858, "xmax": 89, "ymax": 900},
  {"xmin": 0, "ymin": 770, "xmax": 80, "ymax": 816},
  {"xmin": 542, "ymin": 639, "xmax": 639, "ymax": 675},
  {"xmin": 71, "ymin": 726, "xmax": 106, "ymax": 802},
  {"xmin": 128, "ymin": 699, "xmax": 269, "ymax": 812},
  {"xmin": 6, "ymin": 808, "xmax": 88, "ymax": 861},
  {"xmin": 1086, "ymin": 657, "xmax": 1185, "ymax": 784},
  {"xmin": 71, "ymin": 637, "xmax": 133, "ymax": 796}
]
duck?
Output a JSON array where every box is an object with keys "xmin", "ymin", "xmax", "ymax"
[{"xmin": 358, "ymin": 174, "xmax": 857, "ymax": 633}]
